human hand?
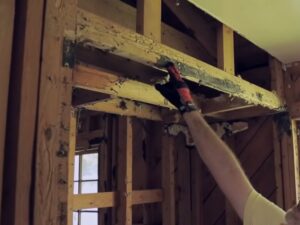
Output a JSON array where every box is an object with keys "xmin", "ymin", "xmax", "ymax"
[{"xmin": 155, "ymin": 62, "xmax": 197, "ymax": 114}]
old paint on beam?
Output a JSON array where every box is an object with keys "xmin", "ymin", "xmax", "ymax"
[
  {"xmin": 73, "ymin": 65, "xmax": 174, "ymax": 109},
  {"xmin": 76, "ymin": 9, "xmax": 284, "ymax": 110},
  {"xmin": 79, "ymin": 98, "xmax": 166, "ymax": 121}
]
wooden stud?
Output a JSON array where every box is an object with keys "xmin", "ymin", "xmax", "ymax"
[
  {"xmin": 191, "ymin": 151, "xmax": 204, "ymax": 225},
  {"xmin": 68, "ymin": 109, "xmax": 77, "ymax": 225},
  {"xmin": 1, "ymin": 0, "xmax": 44, "ymax": 225},
  {"xmin": 291, "ymin": 119, "xmax": 300, "ymax": 202},
  {"xmin": 0, "ymin": 0, "xmax": 15, "ymax": 220},
  {"xmin": 272, "ymin": 122, "xmax": 284, "ymax": 208},
  {"xmin": 34, "ymin": 0, "xmax": 77, "ymax": 225},
  {"xmin": 269, "ymin": 57, "xmax": 285, "ymax": 102},
  {"xmin": 217, "ymin": 24, "xmax": 235, "ymax": 75},
  {"xmin": 162, "ymin": 134, "xmax": 176, "ymax": 225},
  {"xmin": 117, "ymin": 117, "xmax": 133, "ymax": 225},
  {"xmin": 76, "ymin": 9, "xmax": 284, "ymax": 110},
  {"xmin": 137, "ymin": 0, "xmax": 162, "ymax": 42}
]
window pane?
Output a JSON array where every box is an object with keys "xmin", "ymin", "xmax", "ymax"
[
  {"xmin": 74, "ymin": 155, "xmax": 79, "ymax": 181},
  {"xmin": 81, "ymin": 212, "xmax": 98, "ymax": 225},
  {"xmin": 73, "ymin": 181, "xmax": 79, "ymax": 194},
  {"xmin": 73, "ymin": 212, "xmax": 78, "ymax": 225},
  {"xmin": 82, "ymin": 153, "xmax": 98, "ymax": 180},
  {"xmin": 81, "ymin": 181, "xmax": 98, "ymax": 194}
]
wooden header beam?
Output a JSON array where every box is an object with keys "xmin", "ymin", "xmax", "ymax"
[
  {"xmin": 76, "ymin": 9, "xmax": 284, "ymax": 111},
  {"xmin": 73, "ymin": 65, "xmax": 174, "ymax": 109},
  {"xmin": 74, "ymin": 65, "xmax": 261, "ymax": 120}
]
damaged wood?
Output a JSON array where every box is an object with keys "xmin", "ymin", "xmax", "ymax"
[
  {"xmin": 76, "ymin": 9, "xmax": 284, "ymax": 110},
  {"xmin": 79, "ymin": 98, "xmax": 167, "ymax": 121},
  {"xmin": 73, "ymin": 65, "xmax": 174, "ymax": 109}
]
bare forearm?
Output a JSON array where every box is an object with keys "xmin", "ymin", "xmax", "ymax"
[{"xmin": 183, "ymin": 111, "xmax": 253, "ymax": 218}]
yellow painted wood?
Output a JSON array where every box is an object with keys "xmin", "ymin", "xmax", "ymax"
[
  {"xmin": 76, "ymin": 9, "xmax": 284, "ymax": 110},
  {"xmin": 217, "ymin": 24, "xmax": 235, "ymax": 75},
  {"xmin": 137, "ymin": 0, "xmax": 162, "ymax": 42},
  {"xmin": 74, "ymin": 66, "xmax": 256, "ymax": 119},
  {"xmin": 73, "ymin": 65, "xmax": 174, "ymax": 109},
  {"xmin": 79, "ymin": 98, "xmax": 165, "ymax": 121},
  {"xmin": 78, "ymin": 0, "xmax": 215, "ymax": 64}
]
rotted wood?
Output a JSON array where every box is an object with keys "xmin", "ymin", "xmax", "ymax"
[
  {"xmin": 73, "ymin": 65, "xmax": 174, "ymax": 109},
  {"xmin": 78, "ymin": 0, "xmax": 215, "ymax": 64},
  {"xmin": 74, "ymin": 65, "xmax": 276, "ymax": 120},
  {"xmin": 76, "ymin": 9, "xmax": 284, "ymax": 111}
]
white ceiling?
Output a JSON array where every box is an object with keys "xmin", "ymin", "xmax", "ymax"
[{"xmin": 188, "ymin": 0, "xmax": 300, "ymax": 63}]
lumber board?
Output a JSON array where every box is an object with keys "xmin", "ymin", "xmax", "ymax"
[
  {"xmin": 34, "ymin": 0, "xmax": 76, "ymax": 225},
  {"xmin": 74, "ymin": 65, "xmax": 275, "ymax": 120},
  {"xmin": 73, "ymin": 65, "xmax": 174, "ymax": 109},
  {"xmin": 136, "ymin": 0, "xmax": 162, "ymax": 42},
  {"xmin": 0, "ymin": 0, "xmax": 15, "ymax": 221},
  {"xmin": 78, "ymin": 0, "xmax": 215, "ymax": 64},
  {"xmin": 117, "ymin": 117, "xmax": 133, "ymax": 225},
  {"xmin": 291, "ymin": 120, "xmax": 300, "ymax": 202},
  {"xmin": 1, "ymin": 0, "xmax": 44, "ymax": 225},
  {"xmin": 72, "ymin": 189, "xmax": 163, "ymax": 210},
  {"xmin": 162, "ymin": 134, "xmax": 176, "ymax": 225},
  {"xmin": 67, "ymin": 110, "xmax": 77, "ymax": 225},
  {"xmin": 217, "ymin": 24, "xmax": 235, "ymax": 75},
  {"xmin": 79, "ymin": 98, "xmax": 164, "ymax": 121},
  {"xmin": 76, "ymin": 9, "xmax": 284, "ymax": 110}
]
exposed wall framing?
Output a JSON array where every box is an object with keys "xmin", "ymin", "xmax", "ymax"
[{"xmin": 1, "ymin": 1, "xmax": 300, "ymax": 225}]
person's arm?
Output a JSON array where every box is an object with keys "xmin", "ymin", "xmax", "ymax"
[
  {"xmin": 183, "ymin": 110, "xmax": 253, "ymax": 218},
  {"xmin": 155, "ymin": 62, "xmax": 253, "ymax": 219}
]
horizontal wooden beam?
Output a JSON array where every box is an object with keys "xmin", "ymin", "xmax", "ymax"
[
  {"xmin": 74, "ymin": 65, "xmax": 264, "ymax": 120},
  {"xmin": 73, "ymin": 65, "xmax": 175, "ymax": 109},
  {"xmin": 72, "ymin": 189, "xmax": 163, "ymax": 210},
  {"xmin": 79, "ymin": 98, "xmax": 166, "ymax": 121},
  {"xmin": 76, "ymin": 9, "xmax": 284, "ymax": 111},
  {"xmin": 132, "ymin": 189, "xmax": 163, "ymax": 205}
]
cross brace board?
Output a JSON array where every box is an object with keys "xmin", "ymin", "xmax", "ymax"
[{"xmin": 76, "ymin": 9, "xmax": 284, "ymax": 111}]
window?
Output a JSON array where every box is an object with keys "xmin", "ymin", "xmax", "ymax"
[{"xmin": 73, "ymin": 152, "xmax": 99, "ymax": 225}]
